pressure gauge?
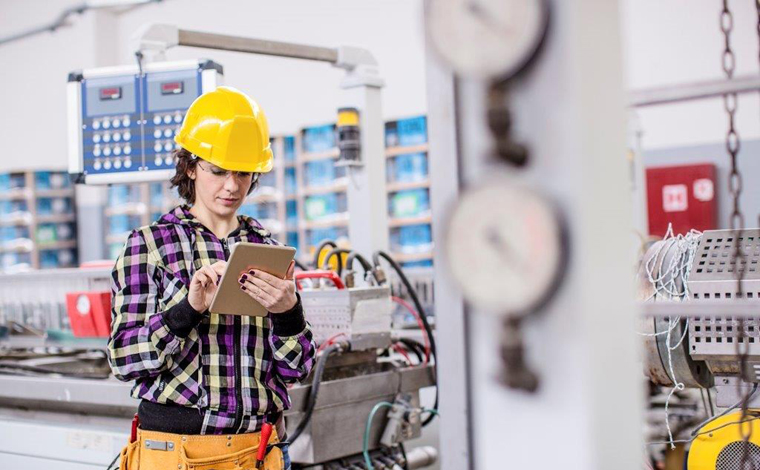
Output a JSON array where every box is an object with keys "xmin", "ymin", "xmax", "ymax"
[
  {"xmin": 445, "ymin": 181, "xmax": 567, "ymax": 315},
  {"xmin": 425, "ymin": 0, "xmax": 550, "ymax": 80}
]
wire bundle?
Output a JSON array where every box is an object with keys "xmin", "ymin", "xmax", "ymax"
[{"xmin": 640, "ymin": 225, "xmax": 703, "ymax": 449}]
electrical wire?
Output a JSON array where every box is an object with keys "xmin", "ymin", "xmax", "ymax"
[
  {"xmin": 392, "ymin": 296, "xmax": 430, "ymax": 365},
  {"xmin": 373, "ymin": 250, "xmax": 438, "ymax": 426},
  {"xmin": 391, "ymin": 344, "xmax": 413, "ymax": 366},
  {"xmin": 285, "ymin": 342, "xmax": 343, "ymax": 445},
  {"xmin": 317, "ymin": 332, "xmax": 348, "ymax": 354},
  {"xmin": 393, "ymin": 339, "xmax": 423, "ymax": 364},
  {"xmin": 346, "ymin": 251, "xmax": 376, "ymax": 284},
  {"xmin": 637, "ymin": 225, "xmax": 703, "ymax": 448},
  {"xmin": 689, "ymin": 383, "xmax": 759, "ymax": 438},
  {"xmin": 322, "ymin": 247, "xmax": 354, "ymax": 276},
  {"xmin": 399, "ymin": 442, "xmax": 409, "ymax": 470},
  {"xmin": 363, "ymin": 402, "xmax": 394, "ymax": 470},
  {"xmin": 294, "ymin": 258, "xmax": 308, "ymax": 271},
  {"xmin": 105, "ymin": 450, "xmax": 120, "ymax": 470},
  {"xmin": 647, "ymin": 415, "xmax": 760, "ymax": 447},
  {"xmin": 313, "ymin": 240, "xmax": 338, "ymax": 270}
]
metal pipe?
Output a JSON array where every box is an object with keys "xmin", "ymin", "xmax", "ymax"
[
  {"xmin": 405, "ymin": 446, "xmax": 438, "ymax": 469},
  {"xmin": 177, "ymin": 29, "xmax": 339, "ymax": 64},
  {"xmin": 641, "ymin": 301, "xmax": 760, "ymax": 319},
  {"xmin": 629, "ymin": 75, "xmax": 760, "ymax": 108}
]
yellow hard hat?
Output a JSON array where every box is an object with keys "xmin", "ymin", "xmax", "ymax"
[{"xmin": 174, "ymin": 86, "xmax": 273, "ymax": 173}]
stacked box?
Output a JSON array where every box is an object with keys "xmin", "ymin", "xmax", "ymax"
[
  {"xmin": 302, "ymin": 124, "xmax": 336, "ymax": 153},
  {"xmin": 390, "ymin": 153, "xmax": 428, "ymax": 183},
  {"xmin": 389, "ymin": 189, "xmax": 430, "ymax": 218},
  {"xmin": 391, "ymin": 224, "xmax": 433, "ymax": 254}
]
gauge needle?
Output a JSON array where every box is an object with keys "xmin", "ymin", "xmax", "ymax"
[
  {"xmin": 486, "ymin": 227, "xmax": 519, "ymax": 266},
  {"xmin": 466, "ymin": 0, "xmax": 512, "ymax": 35}
]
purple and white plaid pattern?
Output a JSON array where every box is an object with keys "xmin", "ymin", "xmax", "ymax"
[{"xmin": 108, "ymin": 205, "xmax": 315, "ymax": 434}]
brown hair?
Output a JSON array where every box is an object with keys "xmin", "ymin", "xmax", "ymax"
[{"xmin": 170, "ymin": 148, "xmax": 257, "ymax": 204}]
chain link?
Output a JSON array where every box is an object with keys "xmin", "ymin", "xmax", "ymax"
[{"xmin": 720, "ymin": 1, "xmax": 753, "ymax": 468}]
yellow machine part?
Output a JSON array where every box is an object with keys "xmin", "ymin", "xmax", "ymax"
[
  {"xmin": 337, "ymin": 107, "xmax": 359, "ymax": 127},
  {"xmin": 312, "ymin": 245, "xmax": 349, "ymax": 272},
  {"xmin": 688, "ymin": 410, "xmax": 760, "ymax": 469}
]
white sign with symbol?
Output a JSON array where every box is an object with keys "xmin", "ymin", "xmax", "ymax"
[
  {"xmin": 662, "ymin": 184, "xmax": 688, "ymax": 212},
  {"xmin": 693, "ymin": 178, "xmax": 714, "ymax": 202}
]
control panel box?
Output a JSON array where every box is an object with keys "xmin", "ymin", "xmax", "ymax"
[{"xmin": 67, "ymin": 60, "xmax": 223, "ymax": 184}]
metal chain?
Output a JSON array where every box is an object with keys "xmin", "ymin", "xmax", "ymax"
[{"xmin": 721, "ymin": 2, "xmax": 752, "ymax": 468}]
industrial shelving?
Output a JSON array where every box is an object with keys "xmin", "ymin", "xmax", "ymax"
[
  {"xmin": 25, "ymin": 117, "xmax": 432, "ymax": 270},
  {"xmin": 0, "ymin": 170, "xmax": 78, "ymax": 271}
]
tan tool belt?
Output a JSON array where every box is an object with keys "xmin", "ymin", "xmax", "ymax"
[{"xmin": 119, "ymin": 428, "xmax": 284, "ymax": 470}]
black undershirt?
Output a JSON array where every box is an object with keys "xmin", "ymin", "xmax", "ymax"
[{"xmin": 138, "ymin": 399, "xmax": 205, "ymax": 434}]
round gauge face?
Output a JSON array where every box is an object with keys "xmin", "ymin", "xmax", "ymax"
[
  {"xmin": 445, "ymin": 182, "xmax": 567, "ymax": 315},
  {"xmin": 425, "ymin": 0, "xmax": 549, "ymax": 79}
]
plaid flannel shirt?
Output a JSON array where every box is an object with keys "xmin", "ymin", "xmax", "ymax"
[{"xmin": 108, "ymin": 205, "xmax": 316, "ymax": 434}]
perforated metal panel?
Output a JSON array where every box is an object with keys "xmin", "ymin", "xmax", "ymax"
[
  {"xmin": 687, "ymin": 230, "xmax": 760, "ymax": 371},
  {"xmin": 689, "ymin": 229, "xmax": 760, "ymax": 298},
  {"xmin": 716, "ymin": 441, "xmax": 760, "ymax": 470},
  {"xmin": 300, "ymin": 286, "xmax": 392, "ymax": 348}
]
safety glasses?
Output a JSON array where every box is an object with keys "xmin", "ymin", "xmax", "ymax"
[{"xmin": 196, "ymin": 161, "xmax": 260, "ymax": 184}]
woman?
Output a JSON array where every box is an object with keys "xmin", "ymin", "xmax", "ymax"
[{"xmin": 108, "ymin": 86, "xmax": 315, "ymax": 470}]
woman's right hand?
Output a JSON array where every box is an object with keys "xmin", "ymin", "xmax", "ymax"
[{"xmin": 188, "ymin": 261, "xmax": 227, "ymax": 313}]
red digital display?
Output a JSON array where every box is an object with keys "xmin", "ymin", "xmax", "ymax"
[
  {"xmin": 99, "ymin": 87, "xmax": 122, "ymax": 101},
  {"xmin": 161, "ymin": 81, "xmax": 184, "ymax": 95}
]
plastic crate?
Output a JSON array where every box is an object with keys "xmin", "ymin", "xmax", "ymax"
[
  {"xmin": 287, "ymin": 231, "xmax": 299, "ymax": 250},
  {"xmin": 392, "ymin": 153, "xmax": 428, "ymax": 183},
  {"xmin": 108, "ymin": 214, "xmax": 142, "ymax": 234},
  {"xmin": 304, "ymin": 159, "xmax": 336, "ymax": 187},
  {"xmin": 285, "ymin": 168, "xmax": 297, "ymax": 195},
  {"xmin": 385, "ymin": 121, "xmax": 399, "ymax": 148},
  {"xmin": 392, "ymin": 224, "xmax": 433, "ymax": 253},
  {"xmin": 396, "ymin": 116, "xmax": 427, "ymax": 147},
  {"xmin": 284, "ymin": 136, "xmax": 296, "ymax": 162},
  {"xmin": 286, "ymin": 200, "xmax": 298, "ymax": 226},
  {"xmin": 390, "ymin": 189, "xmax": 430, "ymax": 218},
  {"xmin": 302, "ymin": 124, "xmax": 336, "ymax": 153}
]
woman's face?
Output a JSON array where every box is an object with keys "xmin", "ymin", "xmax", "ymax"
[{"xmin": 188, "ymin": 160, "xmax": 254, "ymax": 218}]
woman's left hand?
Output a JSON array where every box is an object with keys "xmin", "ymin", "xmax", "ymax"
[{"xmin": 238, "ymin": 261, "xmax": 298, "ymax": 314}]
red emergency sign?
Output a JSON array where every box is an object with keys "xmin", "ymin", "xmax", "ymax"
[{"xmin": 646, "ymin": 164, "xmax": 717, "ymax": 237}]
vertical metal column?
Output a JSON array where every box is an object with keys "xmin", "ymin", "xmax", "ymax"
[
  {"xmin": 340, "ymin": 76, "xmax": 389, "ymax": 256},
  {"xmin": 447, "ymin": 0, "xmax": 643, "ymax": 468},
  {"xmin": 425, "ymin": 49, "xmax": 470, "ymax": 469}
]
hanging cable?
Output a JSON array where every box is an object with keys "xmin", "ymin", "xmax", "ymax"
[
  {"xmin": 345, "ymin": 251, "xmax": 375, "ymax": 284},
  {"xmin": 293, "ymin": 258, "xmax": 308, "ymax": 271},
  {"xmin": 392, "ymin": 296, "xmax": 431, "ymax": 365},
  {"xmin": 284, "ymin": 342, "xmax": 344, "ymax": 445},
  {"xmin": 313, "ymin": 240, "xmax": 338, "ymax": 270},
  {"xmin": 372, "ymin": 250, "xmax": 438, "ymax": 426},
  {"xmin": 321, "ymin": 247, "xmax": 353, "ymax": 276}
]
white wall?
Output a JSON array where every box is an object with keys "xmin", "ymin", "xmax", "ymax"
[
  {"xmin": 0, "ymin": 1, "xmax": 101, "ymax": 172},
  {"xmin": 0, "ymin": 0, "xmax": 427, "ymax": 172},
  {"xmin": 3, "ymin": 0, "xmax": 755, "ymax": 168},
  {"xmin": 621, "ymin": 0, "xmax": 760, "ymax": 149}
]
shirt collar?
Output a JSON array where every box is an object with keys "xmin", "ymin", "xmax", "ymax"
[{"xmin": 158, "ymin": 205, "xmax": 271, "ymax": 239}]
